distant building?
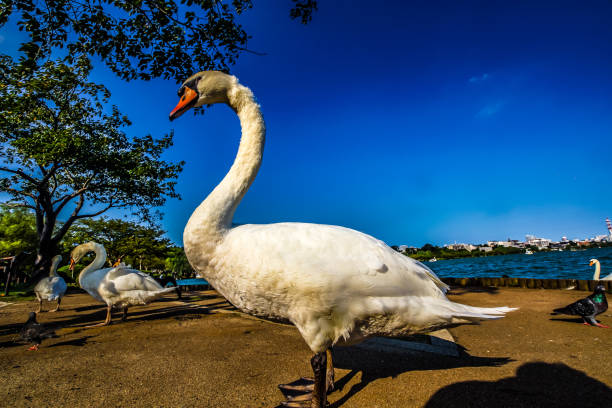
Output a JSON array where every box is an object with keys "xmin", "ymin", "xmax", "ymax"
[
  {"xmin": 397, "ymin": 245, "xmax": 417, "ymax": 254},
  {"xmin": 525, "ymin": 235, "xmax": 551, "ymax": 249},
  {"xmin": 445, "ymin": 243, "xmax": 477, "ymax": 251},
  {"xmin": 479, "ymin": 246, "xmax": 493, "ymax": 252},
  {"xmin": 487, "ymin": 240, "xmax": 521, "ymax": 248}
]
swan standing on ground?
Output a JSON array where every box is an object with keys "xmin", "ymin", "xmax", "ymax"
[
  {"xmin": 34, "ymin": 255, "xmax": 67, "ymax": 313},
  {"xmin": 590, "ymin": 259, "xmax": 612, "ymax": 280},
  {"xmin": 169, "ymin": 71, "xmax": 517, "ymax": 408},
  {"xmin": 69, "ymin": 242, "xmax": 176, "ymax": 327}
]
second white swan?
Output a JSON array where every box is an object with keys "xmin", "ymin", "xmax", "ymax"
[
  {"xmin": 70, "ymin": 242, "xmax": 176, "ymax": 326},
  {"xmin": 34, "ymin": 255, "xmax": 67, "ymax": 313}
]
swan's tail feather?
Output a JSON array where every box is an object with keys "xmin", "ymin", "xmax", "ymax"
[
  {"xmin": 157, "ymin": 287, "xmax": 177, "ymax": 295},
  {"xmin": 446, "ymin": 302, "xmax": 518, "ymax": 322},
  {"xmin": 130, "ymin": 286, "xmax": 177, "ymax": 305}
]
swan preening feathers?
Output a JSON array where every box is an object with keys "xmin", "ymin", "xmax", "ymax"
[
  {"xmin": 70, "ymin": 242, "xmax": 176, "ymax": 326},
  {"xmin": 33, "ymin": 255, "xmax": 67, "ymax": 313},
  {"xmin": 170, "ymin": 71, "xmax": 517, "ymax": 407}
]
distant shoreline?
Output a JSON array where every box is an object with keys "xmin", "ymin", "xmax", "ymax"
[{"xmin": 395, "ymin": 242, "xmax": 612, "ymax": 262}]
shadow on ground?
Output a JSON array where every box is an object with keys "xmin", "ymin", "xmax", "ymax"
[
  {"xmin": 424, "ymin": 362, "xmax": 612, "ymax": 408},
  {"xmin": 0, "ymin": 295, "xmax": 236, "ymax": 341},
  {"xmin": 549, "ymin": 317, "xmax": 587, "ymax": 325},
  {"xmin": 447, "ymin": 286, "xmax": 500, "ymax": 296},
  {"xmin": 277, "ymin": 345, "xmax": 512, "ymax": 408}
]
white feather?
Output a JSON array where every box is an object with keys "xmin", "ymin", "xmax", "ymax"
[
  {"xmin": 34, "ymin": 255, "xmax": 67, "ymax": 302},
  {"xmin": 179, "ymin": 71, "xmax": 517, "ymax": 353}
]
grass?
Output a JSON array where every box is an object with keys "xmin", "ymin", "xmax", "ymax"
[{"xmin": 0, "ymin": 290, "xmax": 36, "ymax": 302}]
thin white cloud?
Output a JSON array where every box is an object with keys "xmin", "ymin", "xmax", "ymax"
[
  {"xmin": 469, "ymin": 73, "xmax": 490, "ymax": 83},
  {"xmin": 476, "ymin": 101, "xmax": 504, "ymax": 117}
]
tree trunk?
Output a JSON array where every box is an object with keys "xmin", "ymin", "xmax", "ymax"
[{"xmin": 31, "ymin": 237, "xmax": 58, "ymax": 284}]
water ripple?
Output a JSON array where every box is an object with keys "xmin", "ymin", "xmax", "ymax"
[{"xmin": 426, "ymin": 247, "xmax": 612, "ymax": 279}]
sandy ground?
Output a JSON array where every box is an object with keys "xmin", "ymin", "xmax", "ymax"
[{"xmin": 1, "ymin": 287, "xmax": 611, "ymax": 408}]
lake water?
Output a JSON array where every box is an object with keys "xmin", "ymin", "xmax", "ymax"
[{"xmin": 425, "ymin": 247, "xmax": 612, "ymax": 280}]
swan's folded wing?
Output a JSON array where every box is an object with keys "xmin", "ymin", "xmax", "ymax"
[
  {"xmin": 222, "ymin": 222, "xmax": 448, "ymax": 298},
  {"xmin": 105, "ymin": 268, "xmax": 163, "ymax": 292}
]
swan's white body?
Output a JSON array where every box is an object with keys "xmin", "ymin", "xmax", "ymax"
[
  {"xmin": 73, "ymin": 242, "xmax": 175, "ymax": 309},
  {"xmin": 591, "ymin": 258, "xmax": 612, "ymax": 281},
  {"xmin": 177, "ymin": 72, "xmax": 516, "ymax": 354},
  {"xmin": 34, "ymin": 255, "xmax": 67, "ymax": 302}
]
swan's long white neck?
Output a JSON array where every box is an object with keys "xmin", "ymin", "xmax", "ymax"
[
  {"xmin": 183, "ymin": 81, "xmax": 265, "ymax": 265},
  {"xmin": 78, "ymin": 244, "xmax": 107, "ymax": 287},
  {"xmin": 593, "ymin": 260, "xmax": 601, "ymax": 280},
  {"xmin": 49, "ymin": 257, "xmax": 62, "ymax": 278}
]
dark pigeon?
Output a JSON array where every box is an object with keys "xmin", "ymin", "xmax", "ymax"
[
  {"xmin": 19, "ymin": 312, "xmax": 58, "ymax": 350},
  {"xmin": 551, "ymin": 284, "xmax": 609, "ymax": 327}
]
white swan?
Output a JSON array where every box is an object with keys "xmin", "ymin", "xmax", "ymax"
[
  {"xmin": 34, "ymin": 255, "xmax": 67, "ymax": 313},
  {"xmin": 591, "ymin": 258, "xmax": 612, "ymax": 280},
  {"xmin": 69, "ymin": 242, "xmax": 176, "ymax": 326},
  {"xmin": 169, "ymin": 71, "xmax": 517, "ymax": 407}
]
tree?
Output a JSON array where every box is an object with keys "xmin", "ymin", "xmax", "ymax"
[
  {"xmin": 0, "ymin": 205, "xmax": 38, "ymax": 293},
  {"xmin": 2, "ymin": 0, "xmax": 318, "ymax": 81},
  {"xmin": 165, "ymin": 246, "xmax": 193, "ymax": 278},
  {"xmin": 62, "ymin": 217, "xmax": 174, "ymax": 271},
  {"xmin": 0, "ymin": 56, "xmax": 183, "ymax": 278},
  {"xmin": 0, "ymin": 204, "xmax": 37, "ymax": 258}
]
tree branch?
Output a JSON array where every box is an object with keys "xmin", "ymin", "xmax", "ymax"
[
  {"xmin": 3, "ymin": 202, "xmax": 37, "ymax": 210},
  {"xmin": 74, "ymin": 200, "xmax": 115, "ymax": 219},
  {"xmin": 0, "ymin": 166, "xmax": 39, "ymax": 184},
  {"xmin": 52, "ymin": 172, "xmax": 96, "ymax": 216},
  {"xmin": 2, "ymin": 186, "xmax": 37, "ymax": 200}
]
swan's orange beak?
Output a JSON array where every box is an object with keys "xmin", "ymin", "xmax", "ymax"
[
  {"xmin": 69, "ymin": 258, "xmax": 75, "ymax": 271},
  {"xmin": 589, "ymin": 260, "xmax": 594, "ymax": 266},
  {"xmin": 169, "ymin": 86, "xmax": 198, "ymax": 121}
]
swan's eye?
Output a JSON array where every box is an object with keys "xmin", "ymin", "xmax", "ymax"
[{"xmin": 177, "ymin": 86, "xmax": 185, "ymax": 97}]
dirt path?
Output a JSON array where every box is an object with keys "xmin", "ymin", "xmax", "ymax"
[{"xmin": 1, "ymin": 287, "xmax": 611, "ymax": 407}]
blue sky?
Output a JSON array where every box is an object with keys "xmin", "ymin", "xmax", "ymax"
[{"xmin": 2, "ymin": 1, "xmax": 612, "ymax": 246}]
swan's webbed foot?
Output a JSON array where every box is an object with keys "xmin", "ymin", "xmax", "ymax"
[
  {"xmin": 280, "ymin": 393, "xmax": 318, "ymax": 407},
  {"xmin": 594, "ymin": 322, "xmax": 610, "ymax": 328},
  {"xmin": 86, "ymin": 305, "xmax": 112, "ymax": 328},
  {"xmin": 279, "ymin": 349, "xmax": 333, "ymax": 408},
  {"xmin": 49, "ymin": 299, "xmax": 61, "ymax": 312},
  {"xmin": 28, "ymin": 344, "xmax": 39, "ymax": 351},
  {"xmin": 85, "ymin": 321, "xmax": 112, "ymax": 328},
  {"xmin": 278, "ymin": 377, "xmax": 315, "ymax": 393}
]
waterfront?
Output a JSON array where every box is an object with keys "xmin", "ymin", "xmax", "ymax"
[{"xmin": 426, "ymin": 247, "xmax": 612, "ymax": 280}]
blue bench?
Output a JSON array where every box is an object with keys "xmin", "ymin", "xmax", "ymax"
[{"xmin": 176, "ymin": 278, "xmax": 210, "ymax": 289}]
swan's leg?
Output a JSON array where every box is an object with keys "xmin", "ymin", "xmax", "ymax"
[
  {"xmin": 49, "ymin": 298, "xmax": 61, "ymax": 312},
  {"xmin": 280, "ymin": 350, "xmax": 330, "ymax": 408},
  {"xmin": 35, "ymin": 296, "xmax": 42, "ymax": 313},
  {"xmin": 121, "ymin": 306, "xmax": 128, "ymax": 322},
  {"xmin": 310, "ymin": 351, "xmax": 328, "ymax": 408},
  {"xmin": 325, "ymin": 348, "xmax": 335, "ymax": 392},
  {"xmin": 86, "ymin": 305, "xmax": 113, "ymax": 327},
  {"xmin": 279, "ymin": 348, "xmax": 335, "ymax": 394}
]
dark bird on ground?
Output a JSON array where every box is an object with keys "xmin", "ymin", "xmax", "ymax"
[
  {"xmin": 19, "ymin": 312, "xmax": 59, "ymax": 350},
  {"xmin": 551, "ymin": 284, "xmax": 609, "ymax": 328}
]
